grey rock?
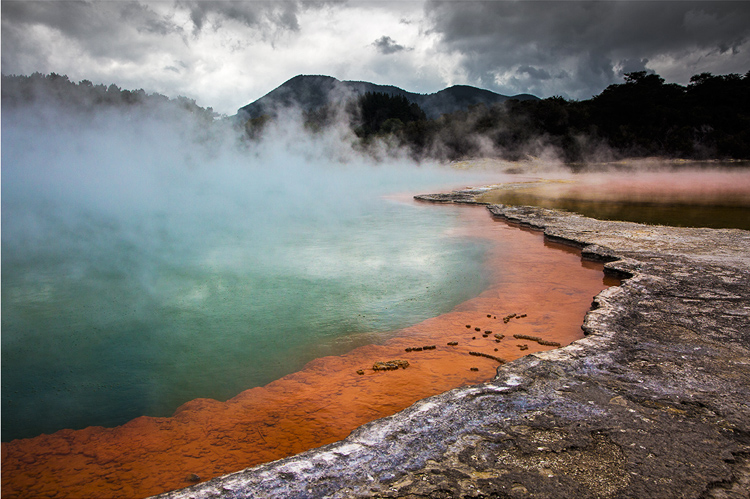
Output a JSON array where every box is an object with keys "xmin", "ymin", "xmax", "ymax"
[
  {"xmin": 414, "ymin": 190, "xmax": 490, "ymax": 205},
  {"xmin": 154, "ymin": 196, "xmax": 750, "ymax": 499}
]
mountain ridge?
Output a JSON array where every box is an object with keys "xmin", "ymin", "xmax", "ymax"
[{"xmin": 237, "ymin": 75, "xmax": 538, "ymax": 119}]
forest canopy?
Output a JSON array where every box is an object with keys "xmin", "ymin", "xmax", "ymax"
[
  {"xmin": 1, "ymin": 72, "xmax": 218, "ymax": 122},
  {"xmin": 4, "ymin": 70, "xmax": 749, "ymax": 162},
  {"xmin": 340, "ymin": 70, "xmax": 750, "ymax": 162}
]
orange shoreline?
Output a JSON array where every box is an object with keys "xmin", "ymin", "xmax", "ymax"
[{"xmin": 1, "ymin": 203, "xmax": 615, "ymax": 498}]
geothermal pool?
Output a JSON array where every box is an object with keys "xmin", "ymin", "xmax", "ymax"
[
  {"xmin": 2, "ymin": 187, "xmax": 493, "ymax": 441},
  {"xmin": 6, "ymin": 104, "xmax": 745, "ymax": 498},
  {"xmin": 1, "ymin": 105, "xmax": 612, "ymax": 497},
  {"xmin": 2, "ymin": 109, "xmax": 510, "ymax": 442}
]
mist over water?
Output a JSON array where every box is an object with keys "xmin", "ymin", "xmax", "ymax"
[{"xmin": 2, "ymin": 104, "xmax": 497, "ymax": 441}]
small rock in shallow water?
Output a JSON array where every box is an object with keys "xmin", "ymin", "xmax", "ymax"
[
  {"xmin": 514, "ymin": 333, "xmax": 541, "ymax": 342},
  {"xmin": 470, "ymin": 367, "xmax": 479, "ymax": 372},
  {"xmin": 373, "ymin": 360, "xmax": 410, "ymax": 371},
  {"xmin": 469, "ymin": 351, "xmax": 505, "ymax": 363},
  {"xmin": 186, "ymin": 474, "xmax": 200, "ymax": 483},
  {"xmin": 356, "ymin": 370, "xmax": 365, "ymax": 375},
  {"xmin": 538, "ymin": 339, "xmax": 562, "ymax": 347}
]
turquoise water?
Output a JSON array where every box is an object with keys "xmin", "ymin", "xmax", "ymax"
[{"xmin": 1, "ymin": 108, "xmax": 493, "ymax": 441}]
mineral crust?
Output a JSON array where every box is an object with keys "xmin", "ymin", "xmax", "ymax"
[{"xmin": 155, "ymin": 193, "xmax": 750, "ymax": 499}]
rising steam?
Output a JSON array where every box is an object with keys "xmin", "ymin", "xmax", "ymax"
[{"xmin": 2, "ymin": 90, "xmax": 509, "ymax": 440}]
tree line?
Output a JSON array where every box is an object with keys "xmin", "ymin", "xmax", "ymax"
[
  {"xmin": 339, "ymin": 71, "xmax": 750, "ymax": 162},
  {"xmin": 1, "ymin": 72, "xmax": 218, "ymax": 122},
  {"xmin": 5, "ymin": 70, "xmax": 749, "ymax": 162}
]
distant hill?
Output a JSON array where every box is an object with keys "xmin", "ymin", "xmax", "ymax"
[{"xmin": 237, "ymin": 75, "xmax": 538, "ymax": 120}]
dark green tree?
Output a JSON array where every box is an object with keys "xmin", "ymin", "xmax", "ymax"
[{"xmin": 355, "ymin": 92, "xmax": 427, "ymax": 138}]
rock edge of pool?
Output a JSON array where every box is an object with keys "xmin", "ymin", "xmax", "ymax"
[{"xmin": 155, "ymin": 190, "xmax": 750, "ymax": 499}]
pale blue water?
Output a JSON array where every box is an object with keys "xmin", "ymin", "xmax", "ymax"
[{"xmin": 1, "ymin": 107, "xmax": 493, "ymax": 441}]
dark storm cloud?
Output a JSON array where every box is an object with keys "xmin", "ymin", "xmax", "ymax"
[
  {"xmin": 373, "ymin": 35, "xmax": 408, "ymax": 55},
  {"xmin": 0, "ymin": 1, "xmax": 341, "ymax": 73},
  {"xmin": 1, "ymin": 1, "xmax": 182, "ymax": 41},
  {"xmin": 178, "ymin": 1, "xmax": 345, "ymax": 34},
  {"xmin": 424, "ymin": 0, "xmax": 750, "ymax": 98},
  {"xmin": 517, "ymin": 65, "xmax": 552, "ymax": 80},
  {"xmin": 1, "ymin": 1, "xmax": 184, "ymax": 70},
  {"xmin": 179, "ymin": 1, "xmax": 301, "ymax": 33}
]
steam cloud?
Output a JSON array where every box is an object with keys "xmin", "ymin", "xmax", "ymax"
[{"xmin": 2, "ymin": 90, "xmax": 507, "ymax": 440}]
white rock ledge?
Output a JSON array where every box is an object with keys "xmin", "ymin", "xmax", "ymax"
[{"xmin": 155, "ymin": 198, "xmax": 750, "ymax": 499}]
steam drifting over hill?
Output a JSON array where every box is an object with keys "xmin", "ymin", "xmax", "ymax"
[{"xmin": 237, "ymin": 75, "xmax": 539, "ymax": 120}]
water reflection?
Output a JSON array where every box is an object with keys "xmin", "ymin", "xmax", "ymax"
[{"xmin": 478, "ymin": 168, "xmax": 750, "ymax": 230}]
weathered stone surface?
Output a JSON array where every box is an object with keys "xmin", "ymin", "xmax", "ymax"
[
  {"xmin": 414, "ymin": 191, "xmax": 490, "ymax": 204},
  {"xmin": 155, "ymin": 192, "xmax": 750, "ymax": 499}
]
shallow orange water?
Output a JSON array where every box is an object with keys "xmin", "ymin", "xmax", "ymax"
[{"xmin": 1, "ymin": 203, "xmax": 614, "ymax": 498}]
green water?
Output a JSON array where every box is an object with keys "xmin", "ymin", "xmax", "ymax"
[
  {"xmin": 1, "ymin": 104, "xmax": 502, "ymax": 441},
  {"xmin": 1, "ymin": 195, "xmax": 491, "ymax": 441},
  {"xmin": 481, "ymin": 191, "xmax": 750, "ymax": 230}
]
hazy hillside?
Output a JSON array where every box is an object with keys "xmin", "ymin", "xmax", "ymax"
[
  {"xmin": 1, "ymin": 72, "xmax": 218, "ymax": 122},
  {"xmin": 5, "ymin": 71, "xmax": 748, "ymax": 162},
  {"xmin": 237, "ymin": 75, "xmax": 538, "ymax": 119},
  {"xmin": 420, "ymin": 85, "xmax": 537, "ymax": 117}
]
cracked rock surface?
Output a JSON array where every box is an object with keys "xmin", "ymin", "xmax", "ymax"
[{"xmin": 155, "ymin": 194, "xmax": 750, "ymax": 499}]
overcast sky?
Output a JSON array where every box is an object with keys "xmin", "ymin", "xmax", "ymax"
[{"xmin": 3, "ymin": 0, "xmax": 749, "ymax": 115}]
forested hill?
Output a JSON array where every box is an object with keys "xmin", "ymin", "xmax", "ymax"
[
  {"xmin": 420, "ymin": 71, "xmax": 750, "ymax": 162},
  {"xmin": 243, "ymin": 70, "xmax": 750, "ymax": 162},
  {"xmin": 1, "ymin": 72, "xmax": 218, "ymax": 121},
  {"xmin": 4, "ymin": 70, "xmax": 749, "ymax": 162},
  {"xmin": 237, "ymin": 75, "xmax": 538, "ymax": 120}
]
